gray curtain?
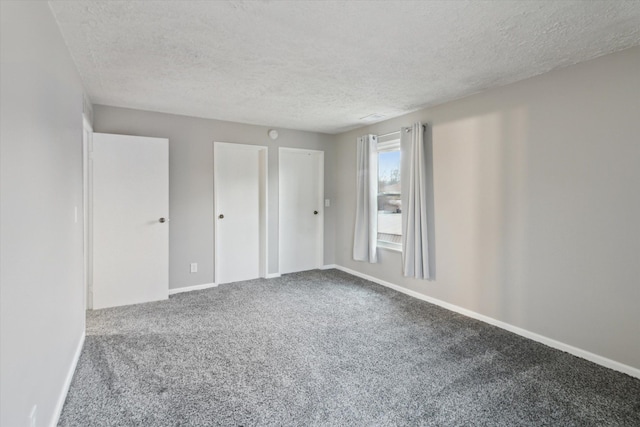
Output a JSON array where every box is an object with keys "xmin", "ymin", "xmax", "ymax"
[
  {"xmin": 353, "ymin": 134, "xmax": 378, "ymax": 263},
  {"xmin": 401, "ymin": 123, "xmax": 431, "ymax": 279}
]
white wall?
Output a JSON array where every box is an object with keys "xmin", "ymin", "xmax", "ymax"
[
  {"xmin": 1, "ymin": 2, "xmax": 86, "ymax": 426},
  {"xmin": 334, "ymin": 47, "xmax": 640, "ymax": 370},
  {"xmin": 92, "ymin": 106, "xmax": 337, "ymax": 290}
]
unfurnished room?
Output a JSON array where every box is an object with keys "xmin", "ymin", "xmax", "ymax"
[{"xmin": 1, "ymin": 1, "xmax": 640, "ymax": 426}]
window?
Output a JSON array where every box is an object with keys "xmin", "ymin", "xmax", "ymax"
[{"xmin": 377, "ymin": 136, "xmax": 401, "ymax": 250}]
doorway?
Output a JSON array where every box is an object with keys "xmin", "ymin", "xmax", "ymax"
[
  {"xmin": 214, "ymin": 142, "xmax": 268, "ymax": 284},
  {"xmin": 279, "ymin": 147, "xmax": 324, "ymax": 274}
]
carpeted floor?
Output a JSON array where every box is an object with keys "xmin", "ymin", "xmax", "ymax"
[{"xmin": 59, "ymin": 269, "xmax": 640, "ymax": 426}]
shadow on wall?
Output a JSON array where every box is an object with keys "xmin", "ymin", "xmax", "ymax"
[{"xmin": 434, "ymin": 106, "xmax": 529, "ymax": 325}]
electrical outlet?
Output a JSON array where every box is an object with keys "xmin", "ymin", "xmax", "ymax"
[
  {"xmin": 325, "ymin": 199, "xmax": 330, "ymax": 207},
  {"xmin": 190, "ymin": 263, "xmax": 197, "ymax": 273},
  {"xmin": 29, "ymin": 405, "xmax": 37, "ymax": 427}
]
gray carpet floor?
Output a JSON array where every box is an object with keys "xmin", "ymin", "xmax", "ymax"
[{"xmin": 59, "ymin": 269, "xmax": 640, "ymax": 426}]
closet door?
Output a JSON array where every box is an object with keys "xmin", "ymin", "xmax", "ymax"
[
  {"xmin": 214, "ymin": 142, "xmax": 267, "ymax": 284},
  {"xmin": 279, "ymin": 148, "xmax": 324, "ymax": 274}
]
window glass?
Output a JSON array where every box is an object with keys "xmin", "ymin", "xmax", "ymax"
[{"xmin": 377, "ymin": 143, "xmax": 401, "ymax": 247}]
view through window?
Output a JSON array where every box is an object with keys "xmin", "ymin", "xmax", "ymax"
[{"xmin": 377, "ymin": 138, "xmax": 401, "ymax": 249}]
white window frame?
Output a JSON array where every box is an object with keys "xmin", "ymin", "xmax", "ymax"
[{"xmin": 376, "ymin": 137, "xmax": 402, "ymax": 252}]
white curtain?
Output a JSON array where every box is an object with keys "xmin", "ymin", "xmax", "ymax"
[
  {"xmin": 401, "ymin": 122, "xmax": 431, "ymax": 279},
  {"xmin": 353, "ymin": 134, "xmax": 378, "ymax": 263}
]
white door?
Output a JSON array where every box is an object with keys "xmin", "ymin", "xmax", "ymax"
[
  {"xmin": 214, "ymin": 143, "xmax": 266, "ymax": 284},
  {"xmin": 279, "ymin": 148, "xmax": 324, "ymax": 274},
  {"xmin": 92, "ymin": 133, "xmax": 169, "ymax": 309}
]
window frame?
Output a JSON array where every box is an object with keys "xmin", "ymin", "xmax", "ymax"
[{"xmin": 376, "ymin": 136, "xmax": 402, "ymax": 252}]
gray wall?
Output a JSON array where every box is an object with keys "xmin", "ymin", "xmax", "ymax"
[
  {"xmin": 334, "ymin": 47, "xmax": 640, "ymax": 370},
  {"xmin": 93, "ymin": 106, "xmax": 337, "ymax": 290},
  {"xmin": 0, "ymin": 2, "xmax": 86, "ymax": 426}
]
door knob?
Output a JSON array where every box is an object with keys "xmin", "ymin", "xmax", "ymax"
[
  {"xmin": 314, "ymin": 210, "xmax": 318, "ymax": 215},
  {"xmin": 219, "ymin": 214, "xmax": 224, "ymax": 219},
  {"xmin": 159, "ymin": 217, "xmax": 167, "ymax": 223}
]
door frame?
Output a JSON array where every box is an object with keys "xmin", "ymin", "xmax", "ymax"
[
  {"xmin": 82, "ymin": 114, "xmax": 93, "ymax": 310},
  {"xmin": 278, "ymin": 147, "xmax": 324, "ymax": 273},
  {"xmin": 213, "ymin": 142, "xmax": 268, "ymax": 284}
]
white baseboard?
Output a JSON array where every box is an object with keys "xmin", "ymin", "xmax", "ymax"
[
  {"xmin": 170, "ymin": 275, "xmax": 283, "ymax": 294},
  {"xmin": 333, "ymin": 265, "xmax": 640, "ymax": 379},
  {"xmin": 320, "ymin": 264, "xmax": 338, "ymax": 270},
  {"xmin": 168, "ymin": 282, "xmax": 217, "ymax": 295},
  {"xmin": 51, "ymin": 330, "xmax": 85, "ymax": 427}
]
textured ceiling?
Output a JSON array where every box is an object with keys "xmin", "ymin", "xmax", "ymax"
[{"xmin": 49, "ymin": 0, "xmax": 640, "ymax": 134}]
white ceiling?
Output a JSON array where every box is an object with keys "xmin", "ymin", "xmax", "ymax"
[{"xmin": 49, "ymin": 1, "xmax": 640, "ymax": 134}]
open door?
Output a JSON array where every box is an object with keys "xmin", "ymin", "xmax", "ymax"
[{"xmin": 92, "ymin": 133, "xmax": 169, "ymax": 309}]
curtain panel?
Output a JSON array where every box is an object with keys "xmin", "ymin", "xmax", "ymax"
[
  {"xmin": 401, "ymin": 123, "xmax": 431, "ymax": 279},
  {"xmin": 353, "ymin": 134, "xmax": 378, "ymax": 263}
]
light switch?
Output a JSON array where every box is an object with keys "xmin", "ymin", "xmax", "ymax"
[{"xmin": 325, "ymin": 199, "xmax": 330, "ymax": 207}]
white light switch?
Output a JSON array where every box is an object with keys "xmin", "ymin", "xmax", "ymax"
[
  {"xmin": 325, "ymin": 199, "xmax": 330, "ymax": 207},
  {"xmin": 190, "ymin": 263, "xmax": 197, "ymax": 273}
]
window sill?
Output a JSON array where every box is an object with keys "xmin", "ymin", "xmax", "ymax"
[{"xmin": 377, "ymin": 241, "xmax": 402, "ymax": 253}]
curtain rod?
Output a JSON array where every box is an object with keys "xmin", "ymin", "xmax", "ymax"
[
  {"xmin": 377, "ymin": 124, "xmax": 426, "ymax": 138},
  {"xmin": 377, "ymin": 130, "xmax": 401, "ymax": 138}
]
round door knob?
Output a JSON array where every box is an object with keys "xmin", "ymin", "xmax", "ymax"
[
  {"xmin": 159, "ymin": 218, "xmax": 167, "ymax": 223},
  {"xmin": 314, "ymin": 210, "xmax": 318, "ymax": 215},
  {"xmin": 219, "ymin": 214, "xmax": 224, "ymax": 219}
]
